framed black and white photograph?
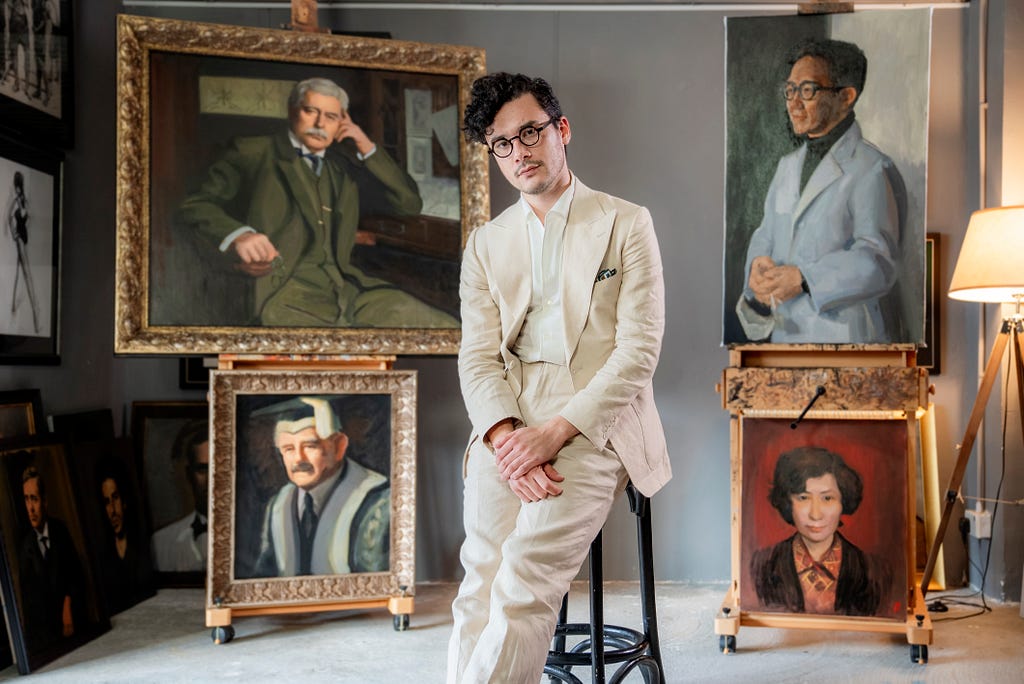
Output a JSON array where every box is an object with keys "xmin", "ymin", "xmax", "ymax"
[
  {"xmin": 0, "ymin": 435, "xmax": 109, "ymax": 674},
  {"xmin": 0, "ymin": 0, "xmax": 74, "ymax": 148},
  {"xmin": 114, "ymin": 15, "xmax": 488, "ymax": 356},
  {"xmin": 207, "ymin": 368, "xmax": 415, "ymax": 610},
  {"xmin": 130, "ymin": 401, "xmax": 208, "ymax": 587},
  {"xmin": 0, "ymin": 135, "xmax": 61, "ymax": 364}
]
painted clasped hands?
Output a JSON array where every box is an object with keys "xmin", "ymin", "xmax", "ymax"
[{"xmin": 748, "ymin": 255, "xmax": 804, "ymax": 307}]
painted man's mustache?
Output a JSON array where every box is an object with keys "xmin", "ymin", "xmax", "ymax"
[
  {"xmin": 291, "ymin": 462, "xmax": 315, "ymax": 474},
  {"xmin": 303, "ymin": 127, "xmax": 329, "ymax": 140}
]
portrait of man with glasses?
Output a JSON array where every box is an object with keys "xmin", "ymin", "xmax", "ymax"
[{"xmin": 733, "ymin": 38, "xmax": 908, "ymax": 344}]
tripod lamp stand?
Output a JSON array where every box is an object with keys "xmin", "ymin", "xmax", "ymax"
[{"xmin": 921, "ymin": 206, "xmax": 1024, "ymax": 595}]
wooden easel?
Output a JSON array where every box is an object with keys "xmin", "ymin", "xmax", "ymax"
[
  {"xmin": 204, "ymin": 353, "xmax": 414, "ymax": 643},
  {"xmin": 715, "ymin": 345, "xmax": 934, "ymax": 663}
]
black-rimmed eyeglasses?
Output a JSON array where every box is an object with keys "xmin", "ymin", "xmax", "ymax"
[
  {"xmin": 486, "ymin": 118, "xmax": 557, "ymax": 158},
  {"xmin": 781, "ymin": 81, "xmax": 847, "ymax": 102}
]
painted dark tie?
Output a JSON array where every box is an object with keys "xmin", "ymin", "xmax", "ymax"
[
  {"xmin": 299, "ymin": 491, "xmax": 317, "ymax": 575},
  {"xmin": 40, "ymin": 535, "xmax": 49, "ymax": 558},
  {"xmin": 296, "ymin": 148, "xmax": 323, "ymax": 176}
]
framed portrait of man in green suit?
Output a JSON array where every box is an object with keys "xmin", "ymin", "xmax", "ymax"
[{"xmin": 113, "ymin": 15, "xmax": 487, "ymax": 355}]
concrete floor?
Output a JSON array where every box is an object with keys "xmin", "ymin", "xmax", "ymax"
[{"xmin": 1, "ymin": 582, "xmax": 1021, "ymax": 683}]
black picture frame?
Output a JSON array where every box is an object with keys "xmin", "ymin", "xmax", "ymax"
[
  {"xmin": 919, "ymin": 234, "xmax": 941, "ymax": 374},
  {"xmin": 48, "ymin": 408, "xmax": 115, "ymax": 443},
  {"xmin": 0, "ymin": 0, "xmax": 75, "ymax": 149},
  {"xmin": 0, "ymin": 134, "xmax": 62, "ymax": 364},
  {"xmin": 130, "ymin": 401, "xmax": 209, "ymax": 588},
  {"xmin": 0, "ymin": 389, "xmax": 44, "ymax": 438},
  {"xmin": 0, "ymin": 434, "xmax": 109, "ymax": 674}
]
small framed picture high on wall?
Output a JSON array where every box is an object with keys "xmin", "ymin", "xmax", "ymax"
[
  {"xmin": 0, "ymin": 136, "xmax": 62, "ymax": 364},
  {"xmin": 0, "ymin": 1, "xmax": 75, "ymax": 148}
]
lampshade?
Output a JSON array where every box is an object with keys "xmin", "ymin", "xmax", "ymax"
[{"xmin": 948, "ymin": 206, "xmax": 1024, "ymax": 303}]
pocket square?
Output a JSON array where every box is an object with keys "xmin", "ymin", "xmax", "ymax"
[{"xmin": 595, "ymin": 268, "xmax": 617, "ymax": 282}]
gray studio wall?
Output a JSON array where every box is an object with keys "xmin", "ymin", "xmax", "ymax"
[{"xmin": 6, "ymin": 1, "xmax": 1014, "ymax": 595}]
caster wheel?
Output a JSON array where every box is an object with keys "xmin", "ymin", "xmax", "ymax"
[
  {"xmin": 393, "ymin": 614, "xmax": 410, "ymax": 632},
  {"xmin": 719, "ymin": 634, "xmax": 736, "ymax": 654},
  {"xmin": 910, "ymin": 644, "xmax": 928, "ymax": 664},
  {"xmin": 211, "ymin": 625, "xmax": 235, "ymax": 644}
]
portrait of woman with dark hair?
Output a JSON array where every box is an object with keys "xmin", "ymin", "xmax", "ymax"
[{"xmin": 750, "ymin": 446, "xmax": 891, "ymax": 616}]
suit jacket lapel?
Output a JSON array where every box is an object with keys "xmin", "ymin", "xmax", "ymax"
[
  {"xmin": 793, "ymin": 122, "xmax": 860, "ymax": 223},
  {"xmin": 488, "ymin": 205, "xmax": 533, "ymax": 352},
  {"xmin": 562, "ymin": 181, "xmax": 614, "ymax": 360},
  {"xmin": 273, "ymin": 132, "xmax": 323, "ymax": 233}
]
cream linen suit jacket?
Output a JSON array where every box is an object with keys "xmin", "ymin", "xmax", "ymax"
[{"xmin": 458, "ymin": 178, "xmax": 671, "ymax": 497}]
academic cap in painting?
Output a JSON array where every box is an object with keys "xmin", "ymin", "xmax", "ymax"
[{"xmin": 253, "ymin": 396, "xmax": 342, "ymax": 439}]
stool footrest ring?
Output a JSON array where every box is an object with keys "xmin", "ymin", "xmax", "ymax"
[{"xmin": 546, "ymin": 623, "xmax": 650, "ymax": 666}]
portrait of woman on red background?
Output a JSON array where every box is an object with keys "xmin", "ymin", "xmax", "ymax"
[{"xmin": 740, "ymin": 418, "xmax": 908, "ymax": 620}]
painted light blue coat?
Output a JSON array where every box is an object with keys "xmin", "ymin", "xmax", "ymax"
[{"xmin": 736, "ymin": 122, "xmax": 905, "ymax": 343}]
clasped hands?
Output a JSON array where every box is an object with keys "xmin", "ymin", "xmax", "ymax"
[
  {"xmin": 747, "ymin": 256, "xmax": 804, "ymax": 307},
  {"xmin": 488, "ymin": 416, "xmax": 577, "ymax": 504}
]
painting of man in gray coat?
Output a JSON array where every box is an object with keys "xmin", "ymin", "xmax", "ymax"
[{"xmin": 724, "ymin": 12, "xmax": 930, "ymax": 345}]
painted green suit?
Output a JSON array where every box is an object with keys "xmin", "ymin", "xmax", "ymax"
[{"xmin": 179, "ymin": 130, "xmax": 456, "ymax": 327}]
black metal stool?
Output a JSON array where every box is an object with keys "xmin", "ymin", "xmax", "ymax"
[{"xmin": 544, "ymin": 482, "xmax": 665, "ymax": 684}]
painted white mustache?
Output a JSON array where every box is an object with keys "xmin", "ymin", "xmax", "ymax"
[{"xmin": 303, "ymin": 127, "xmax": 329, "ymax": 140}]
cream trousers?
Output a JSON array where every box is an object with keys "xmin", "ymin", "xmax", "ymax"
[{"xmin": 446, "ymin": 361, "xmax": 628, "ymax": 684}]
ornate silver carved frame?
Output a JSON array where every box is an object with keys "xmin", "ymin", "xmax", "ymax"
[{"xmin": 207, "ymin": 368, "xmax": 416, "ymax": 608}]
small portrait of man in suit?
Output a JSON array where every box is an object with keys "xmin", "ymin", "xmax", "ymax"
[
  {"xmin": 177, "ymin": 76, "xmax": 458, "ymax": 329},
  {"xmin": 95, "ymin": 461, "xmax": 154, "ymax": 614},
  {"xmin": 150, "ymin": 419, "xmax": 209, "ymax": 573},
  {"xmin": 17, "ymin": 463, "xmax": 84, "ymax": 651},
  {"xmin": 247, "ymin": 396, "xmax": 390, "ymax": 578}
]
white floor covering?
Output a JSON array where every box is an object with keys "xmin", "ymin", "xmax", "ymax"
[{"xmin": 2, "ymin": 581, "xmax": 1021, "ymax": 683}]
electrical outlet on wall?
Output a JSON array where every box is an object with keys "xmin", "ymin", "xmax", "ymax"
[{"xmin": 965, "ymin": 509, "xmax": 992, "ymax": 539}]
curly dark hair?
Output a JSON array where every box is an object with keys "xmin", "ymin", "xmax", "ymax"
[
  {"xmin": 462, "ymin": 72, "xmax": 563, "ymax": 144},
  {"xmin": 787, "ymin": 39, "xmax": 867, "ymax": 105},
  {"xmin": 768, "ymin": 446, "xmax": 863, "ymax": 525}
]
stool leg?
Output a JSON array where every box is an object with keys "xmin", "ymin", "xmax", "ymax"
[
  {"xmin": 549, "ymin": 593, "xmax": 570, "ymax": 683},
  {"xmin": 629, "ymin": 484, "xmax": 665, "ymax": 684},
  {"xmin": 589, "ymin": 530, "xmax": 605, "ymax": 684}
]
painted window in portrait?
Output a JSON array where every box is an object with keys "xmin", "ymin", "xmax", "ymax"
[
  {"xmin": 722, "ymin": 10, "xmax": 931, "ymax": 346},
  {"xmin": 114, "ymin": 15, "xmax": 488, "ymax": 355},
  {"xmin": 0, "ymin": 0, "xmax": 74, "ymax": 148},
  {"xmin": 129, "ymin": 401, "xmax": 209, "ymax": 588},
  {"xmin": 740, "ymin": 418, "xmax": 908, "ymax": 621},
  {"xmin": 0, "ymin": 435, "xmax": 109, "ymax": 674},
  {"xmin": 207, "ymin": 369, "xmax": 415, "ymax": 610},
  {"xmin": 0, "ymin": 136, "xmax": 62, "ymax": 364}
]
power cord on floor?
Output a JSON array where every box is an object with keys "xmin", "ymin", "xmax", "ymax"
[{"xmin": 925, "ymin": 350, "xmax": 1018, "ymax": 624}]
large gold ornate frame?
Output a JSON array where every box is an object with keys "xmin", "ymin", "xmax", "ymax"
[
  {"xmin": 114, "ymin": 15, "xmax": 487, "ymax": 354},
  {"xmin": 206, "ymin": 368, "xmax": 416, "ymax": 610}
]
